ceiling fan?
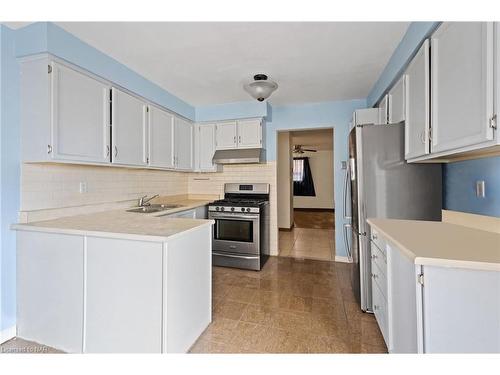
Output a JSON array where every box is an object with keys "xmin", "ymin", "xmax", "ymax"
[{"xmin": 292, "ymin": 145, "xmax": 317, "ymax": 154}]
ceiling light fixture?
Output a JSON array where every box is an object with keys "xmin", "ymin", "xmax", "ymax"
[{"xmin": 244, "ymin": 74, "xmax": 278, "ymax": 102}]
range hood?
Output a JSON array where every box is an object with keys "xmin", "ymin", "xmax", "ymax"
[{"xmin": 212, "ymin": 148, "xmax": 264, "ymax": 164}]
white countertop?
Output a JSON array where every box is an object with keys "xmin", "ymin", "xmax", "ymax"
[
  {"xmin": 367, "ymin": 218, "xmax": 500, "ymax": 271},
  {"xmin": 11, "ymin": 199, "xmax": 214, "ymax": 242}
]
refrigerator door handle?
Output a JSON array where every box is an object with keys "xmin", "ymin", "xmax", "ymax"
[
  {"xmin": 343, "ymin": 223, "xmax": 353, "ymax": 262},
  {"xmin": 343, "ymin": 167, "xmax": 352, "ymax": 220}
]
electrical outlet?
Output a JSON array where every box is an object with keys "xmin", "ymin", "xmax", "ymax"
[
  {"xmin": 79, "ymin": 182, "xmax": 88, "ymax": 194},
  {"xmin": 476, "ymin": 180, "xmax": 485, "ymax": 198}
]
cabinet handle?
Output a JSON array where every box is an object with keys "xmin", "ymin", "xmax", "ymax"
[
  {"xmin": 374, "ymin": 305, "xmax": 379, "ymax": 311},
  {"xmin": 234, "ymin": 136, "xmax": 236, "ymax": 143},
  {"xmin": 114, "ymin": 146, "xmax": 118, "ymax": 158},
  {"xmin": 372, "ymin": 273, "xmax": 378, "ymax": 279},
  {"xmin": 419, "ymin": 130, "xmax": 425, "ymax": 144},
  {"xmin": 371, "ymin": 254, "xmax": 378, "ymax": 260},
  {"xmin": 106, "ymin": 145, "xmax": 110, "ymax": 157},
  {"xmin": 47, "ymin": 144, "xmax": 52, "ymax": 154},
  {"xmin": 490, "ymin": 114, "xmax": 497, "ymax": 130},
  {"xmin": 372, "ymin": 233, "xmax": 377, "ymax": 240},
  {"xmin": 239, "ymin": 135, "xmax": 241, "ymax": 143}
]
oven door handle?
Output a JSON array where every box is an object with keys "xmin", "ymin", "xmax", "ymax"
[
  {"xmin": 213, "ymin": 252, "xmax": 259, "ymax": 260},
  {"xmin": 211, "ymin": 214, "xmax": 260, "ymax": 220}
]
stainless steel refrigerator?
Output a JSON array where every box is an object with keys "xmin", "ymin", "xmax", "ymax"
[{"xmin": 343, "ymin": 122, "xmax": 442, "ymax": 312}]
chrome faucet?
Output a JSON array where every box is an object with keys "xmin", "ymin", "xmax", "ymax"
[{"xmin": 138, "ymin": 194, "xmax": 159, "ymax": 207}]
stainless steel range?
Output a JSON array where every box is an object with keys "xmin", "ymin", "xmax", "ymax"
[{"xmin": 209, "ymin": 183, "xmax": 270, "ymax": 271}]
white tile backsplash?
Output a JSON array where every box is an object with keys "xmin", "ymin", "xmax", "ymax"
[{"xmin": 20, "ymin": 161, "xmax": 278, "ymax": 255}]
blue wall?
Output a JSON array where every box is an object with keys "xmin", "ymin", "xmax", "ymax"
[
  {"xmin": 196, "ymin": 100, "xmax": 269, "ymax": 122},
  {"xmin": 367, "ymin": 22, "xmax": 440, "ymax": 107},
  {"xmin": 15, "ymin": 22, "xmax": 195, "ymax": 120},
  {"xmin": 443, "ymin": 156, "xmax": 500, "ymax": 217},
  {"xmin": 267, "ymin": 99, "xmax": 367, "ymax": 257},
  {"xmin": 0, "ymin": 25, "xmax": 20, "ymax": 331}
]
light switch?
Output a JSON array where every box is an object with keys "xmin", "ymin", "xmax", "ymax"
[{"xmin": 476, "ymin": 180, "xmax": 485, "ymax": 198}]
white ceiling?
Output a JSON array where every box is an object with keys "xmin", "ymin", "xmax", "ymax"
[
  {"xmin": 6, "ymin": 22, "xmax": 409, "ymax": 106},
  {"xmin": 290, "ymin": 129, "xmax": 334, "ymax": 151}
]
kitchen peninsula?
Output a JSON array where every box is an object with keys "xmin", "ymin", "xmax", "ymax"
[{"xmin": 11, "ymin": 208, "xmax": 214, "ymax": 353}]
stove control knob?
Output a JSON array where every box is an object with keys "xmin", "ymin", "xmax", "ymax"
[
  {"xmin": 246, "ymin": 208, "xmax": 251, "ymax": 212},
  {"xmin": 241, "ymin": 207, "xmax": 245, "ymax": 212},
  {"xmin": 221, "ymin": 207, "xmax": 225, "ymax": 212},
  {"xmin": 215, "ymin": 207, "xmax": 219, "ymax": 211},
  {"xmin": 231, "ymin": 207, "xmax": 235, "ymax": 212}
]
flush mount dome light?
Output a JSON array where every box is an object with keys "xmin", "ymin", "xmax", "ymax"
[{"xmin": 244, "ymin": 74, "xmax": 278, "ymax": 102}]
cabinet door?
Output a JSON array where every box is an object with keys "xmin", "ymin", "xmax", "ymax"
[
  {"xmin": 389, "ymin": 75, "xmax": 406, "ymax": 124},
  {"xmin": 378, "ymin": 95, "xmax": 389, "ymax": 125},
  {"xmin": 421, "ymin": 266, "xmax": 500, "ymax": 353},
  {"xmin": 149, "ymin": 105, "xmax": 175, "ymax": 169},
  {"xmin": 372, "ymin": 282, "xmax": 389, "ymax": 346},
  {"xmin": 215, "ymin": 121, "xmax": 237, "ymax": 149},
  {"xmin": 197, "ymin": 124, "xmax": 217, "ymax": 171},
  {"xmin": 51, "ymin": 62, "xmax": 110, "ymax": 163},
  {"xmin": 111, "ymin": 87, "xmax": 148, "ymax": 166},
  {"xmin": 431, "ymin": 22, "xmax": 494, "ymax": 153},
  {"xmin": 174, "ymin": 117, "xmax": 193, "ymax": 170},
  {"xmin": 405, "ymin": 40, "xmax": 431, "ymax": 160},
  {"xmin": 85, "ymin": 237, "xmax": 163, "ymax": 353},
  {"xmin": 237, "ymin": 119, "xmax": 262, "ymax": 148},
  {"xmin": 17, "ymin": 232, "xmax": 84, "ymax": 353}
]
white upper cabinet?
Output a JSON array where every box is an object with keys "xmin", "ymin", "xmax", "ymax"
[
  {"xmin": 237, "ymin": 119, "xmax": 262, "ymax": 148},
  {"xmin": 148, "ymin": 105, "xmax": 175, "ymax": 169},
  {"xmin": 388, "ymin": 75, "xmax": 406, "ymax": 124},
  {"xmin": 215, "ymin": 121, "xmax": 238, "ymax": 149},
  {"xmin": 174, "ymin": 117, "xmax": 194, "ymax": 170},
  {"xmin": 378, "ymin": 94, "xmax": 389, "ymax": 125},
  {"xmin": 215, "ymin": 119, "xmax": 263, "ymax": 150},
  {"xmin": 431, "ymin": 22, "xmax": 495, "ymax": 153},
  {"xmin": 51, "ymin": 62, "xmax": 111, "ymax": 163},
  {"xmin": 405, "ymin": 40, "xmax": 430, "ymax": 160},
  {"xmin": 111, "ymin": 88, "xmax": 148, "ymax": 166},
  {"xmin": 194, "ymin": 123, "xmax": 219, "ymax": 172}
]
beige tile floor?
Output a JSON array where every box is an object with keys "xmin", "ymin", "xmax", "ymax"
[
  {"xmin": 279, "ymin": 228, "xmax": 335, "ymax": 261},
  {"xmin": 190, "ymin": 257, "xmax": 387, "ymax": 353}
]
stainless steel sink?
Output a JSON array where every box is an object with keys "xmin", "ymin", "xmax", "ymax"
[{"xmin": 126, "ymin": 203, "xmax": 184, "ymax": 213}]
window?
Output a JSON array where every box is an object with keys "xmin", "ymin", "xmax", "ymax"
[
  {"xmin": 293, "ymin": 157, "xmax": 316, "ymax": 196},
  {"xmin": 293, "ymin": 158, "xmax": 304, "ymax": 182}
]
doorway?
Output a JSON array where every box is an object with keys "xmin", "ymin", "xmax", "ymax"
[{"xmin": 277, "ymin": 128, "xmax": 335, "ymax": 261}]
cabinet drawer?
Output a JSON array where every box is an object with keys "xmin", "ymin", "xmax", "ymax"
[
  {"xmin": 371, "ymin": 257, "xmax": 388, "ymax": 300},
  {"xmin": 370, "ymin": 229, "xmax": 386, "ymax": 257},
  {"xmin": 371, "ymin": 243, "xmax": 387, "ymax": 269},
  {"xmin": 373, "ymin": 282, "xmax": 389, "ymax": 346}
]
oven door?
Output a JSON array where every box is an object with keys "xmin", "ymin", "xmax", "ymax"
[{"xmin": 209, "ymin": 212, "xmax": 260, "ymax": 255}]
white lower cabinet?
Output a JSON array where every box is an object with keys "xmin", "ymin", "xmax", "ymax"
[
  {"xmin": 369, "ymin": 225, "xmax": 500, "ymax": 353},
  {"xmin": 160, "ymin": 205, "xmax": 208, "ymax": 219},
  {"xmin": 85, "ymin": 237, "xmax": 163, "ymax": 353},
  {"xmin": 15, "ymin": 225, "xmax": 212, "ymax": 353},
  {"xmin": 17, "ymin": 232, "xmax": 84, "ymax": 353}
]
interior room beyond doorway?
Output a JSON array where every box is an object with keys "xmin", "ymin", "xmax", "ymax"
[{"xmin": 277, "ymin": 128, "xmax": 335, "ymax": 261}]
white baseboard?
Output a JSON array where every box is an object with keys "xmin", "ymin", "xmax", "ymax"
[
  {"xmin": 0, "ymin": 325, "xmax": 16, "ymax": 344},
  {"xmin": 334, "ymin": 255, "xmax": 351, "ymax": 263}
]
